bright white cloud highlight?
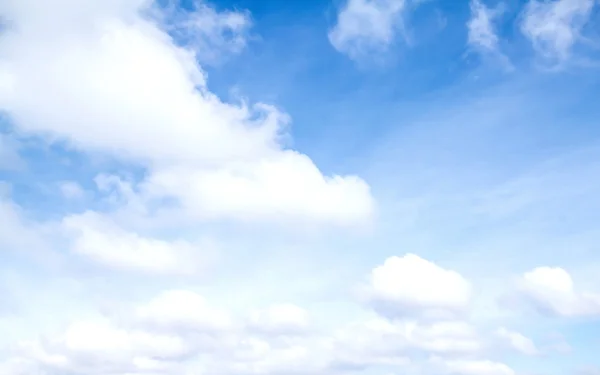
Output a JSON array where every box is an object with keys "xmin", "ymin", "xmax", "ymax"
[
  {"xmin": 520, "ymin": 0, "xmax": 597, "ymax": 65},
  {"xmin": 365, "ymin": 254, "xmax": 472, "ymax": 318},
  {"xmin": 328, "ymin": 0, "xmax": 406, "ymax": 59},
  {"xmin": 518, "ymin": 266, "xmax": 600, "ymax": 317}
]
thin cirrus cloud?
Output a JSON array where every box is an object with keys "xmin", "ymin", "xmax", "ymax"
[
  {"xmin": 328, "ymin": 0, "xmax": 407, "ymax": 60},
  {"xmin": 520, "ymin": 0, "xmax": 598, "ymax": 66}
]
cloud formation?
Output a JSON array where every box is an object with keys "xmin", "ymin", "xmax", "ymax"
[
  {"xmin": 0, "ymin": 255, "xmax": 522, "ymax": 375},
  {"xmin": 520, "ymin": 0, "xmax": 597, "ymax": 66},
  {"xmin": 328, "ymin": 0, "xmax": 406, "ymax": 60},
  {"xmin": 0, "ymin": 0, "xmax": 374, "ymax": 226}
]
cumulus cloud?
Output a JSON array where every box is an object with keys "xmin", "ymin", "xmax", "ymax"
[
  {"xmin": 0, "ymin": 0, "xmax": 374, "ymax": 226},
  {"xmin": 363, "ymin": 254, "xmax": 472, "ymax": 319},
  {"xmin": 62, "ymin": 212, "xmax": 209, "ymax": 275},
  {"xmin": 328, "ymin": 0, "xmax": 407, "ymax": 59},
  {"xmin": 0, "ymin": 282, "xmax": 512, "ymax": 375},
  {"xmin": 517, "ymin": 266, "xmax": 600, "ymax": 317},
  {"xmin": 520, "ymin": 0, "xmax": 597, "ymax": 66}
]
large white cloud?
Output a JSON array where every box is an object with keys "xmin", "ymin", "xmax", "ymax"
[
  {"xmin": 0, "ymin": 283, "xmax": 513, "ymax": 375},
  {"xmin": 517, "ymin": 266, "xmax": 600, "ymax": 317},
  {"xmin": 0, "ymin": 0, "xmax": 374, "ymax": 226}
]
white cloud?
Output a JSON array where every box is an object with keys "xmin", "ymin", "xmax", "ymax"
[
  {"xmin": 0, "ymin": 0, "xmax": 374, "ymax": 226},
  {"xmin": 62, "ymin": 211, "xmax": 209, "ymax": 275},
  {"xmin": 328, "ymin": 0, "xmax": 406, "ymax": 59},
  {"xmin": 363, "ymin": 254, "xmax": 472, "ymax": 319},
  {"xmin": 467, "ymin": 0, "xmax": 502, "ymax": 53},
  {"xmin": 520, "ymin": 0, "xmax": 597, "ymax": 65},
  {"xmin": 494, "ymin": 327, "xmax": 539, "ymax": 355},
  {"xmin": 143, "ymin": 152, "xmax": 373, "ymax": 224},
  {"xmin": 0, "ymin": 286, "xmax": 504, "ymax": 375},
  {"xmin": 155, "ymin": 0, "xmax": 252, "ymax": 64},
  {"xmin": 518, "ymin": 266, "xmax": 600, "ymax": 317}
]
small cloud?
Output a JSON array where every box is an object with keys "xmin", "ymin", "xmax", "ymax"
[
  {"xmin": 362, "ymin": 254, "xmax": 472, "ymax": 319},
  {"xmin": 328, "ymin": 0, "xmax": 407, "ymax": 60},
  {"xmin": 153, "ymin": 0, "xmax": 252, "ymax": 64},
  {"xmin": 62, "ymin": 211, "xmax": 212, "ymax": 276},
  {"xmin": 467, "ymin": 0, "xmax": 512, "ymax": 69},
  {"xmin": 516, "ymin": 266, "xmax": 600, "ymax": 317},
  {"xmin": 520, "ymin": 0, "xmax": 597, "ymax": 67}
]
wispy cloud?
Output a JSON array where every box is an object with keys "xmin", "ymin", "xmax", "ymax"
[
  {"xmin": 520, "ymin": 0, "xmax": 597, "ymax": 67},
  {"xmin": 328, "ymin": 0, "xmax": 407, "ymax": 60},
  {"xmin": 467, "ymin": 0, "xmax": 513, "ymax": 70}
]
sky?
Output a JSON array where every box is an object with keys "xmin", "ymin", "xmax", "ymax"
[{"xmin": 0, "ymin": 0, "xmax": 600, "ymax": 374}]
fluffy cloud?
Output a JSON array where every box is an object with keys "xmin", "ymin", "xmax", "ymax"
[
  {"xmin": 143, "ymin": 151, "xmax": 373, "ymax": 224},
  {"xmin": 363, "ymin": 254, "xmax": 472, "ymax": 319},
  {"xmin": 0, "ymin": 276, "xmax": 512, "ymax": 375},
  {"xmin": 518, "ymin": 266, "xmax": 600, "ymax": 317},
  {"xmin": 62, "ymin": 212, "xmax": 208, "ymax": 275},
  {"xmin": 0, "ymin": 0, "xmax": 374, "ymax": 226},
  {"xmin": 328, "ymin": 0, "xmax": 406, "ymax": 59},
  {"xmin": 520, "ymin": 0, "xmax": 597, "ymax": 66}
]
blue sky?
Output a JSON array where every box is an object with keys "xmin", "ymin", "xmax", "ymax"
[{"xmin": 1, "ymin": 0, "xmax": 600, "ymax": 374}]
